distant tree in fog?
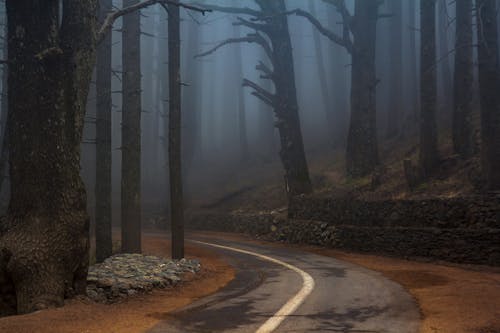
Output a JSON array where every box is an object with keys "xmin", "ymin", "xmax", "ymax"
[
  {"xmin": 419, "ymin": 0, "xmax": 440, "ymax": 177},
  {"xmin": 195, "ymin": 0, "xmax": 313, "ymax": 197},
  {"xmin": 477, "ymin": 0, "xmax": 500, "ymax": 190},
  {"xmin": 452, "ymin": 0, "xmax": 474, "ymax": 159},
  {"xmin": 387, "ymin": 0, "xmax": 403, "ymax": 138},
  {"xmin": 291, "ymin": 0, "xmax": 381, "ymax": 178}
]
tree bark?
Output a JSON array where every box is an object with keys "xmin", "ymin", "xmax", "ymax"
[
  {"xmin": 121, "ymin": 0, "xmax": 142, "ymax": 253},
  {"xmin": 95, "ymin": 0, "xmax": 113, "ymax": 263},
  {"xmin": 258, "ymin": 0, "xmax": 312, "ymax": 196},
  {"xmin": 408, "ymin": 0, "xmax": 419, "ymax": 124},
  {"xmin": 437, "ymin": 0, "xmax": 453, "ymax": 122},
  {"xmin": 419, "ymin": 0, "xmax": 440, "ymax": 176},
  {"xmin": 345, "ymin": 0, "xmax": 380, "ymax": 178},
  {"xmin": 0, "ymin": 0, "xmax": 96, "ymax": 315},
  {"xmin": 0, "ymin": 10, "xmax": 8, "ymax": 197},
  {"xmin": 168, "ymin": 0, "xmax": 184, "ymax": 259},
  {"xmin": 452, "ymin": 0, "xmax": 474, "ymax": 158},
  {"xmin": 477, "ymin": 0, "xmax": 500, "ymax": 190},
  {"xmin": 387, "ymin": 0, "xmax": 403, "ymax": 138},
  {"xmin": 308, "ymin": 0, "xmax": 335, "ymax": 145}
]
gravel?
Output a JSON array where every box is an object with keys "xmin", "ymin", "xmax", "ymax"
[{"xmin": 86, "ymin": 254, "xmax": 201, "ymax": 303}]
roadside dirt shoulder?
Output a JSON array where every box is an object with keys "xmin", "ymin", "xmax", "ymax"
[
  {"xmin": 192, "ymin": 231, "xmax": 500, "ymax": 333},
  {"xmin": 0, "ymin": 233, "xmax": 235, "ymax": 333}
]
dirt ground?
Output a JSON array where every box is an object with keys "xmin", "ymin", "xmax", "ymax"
[
  {"xmin": 0, "ymin": 233, "xmax": 235, "ymax": 333},
  {"xmin": 317, "ymin": 249, "xmax": 500, "ymax": 333},
  {"xmin": 1, "ymin": 231, "xmax": 499, "ymax": 333}
]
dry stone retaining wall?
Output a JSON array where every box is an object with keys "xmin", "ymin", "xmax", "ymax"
[{"xmin": 188, "ymin": 195, "xmax": 500, "ymax": 266}]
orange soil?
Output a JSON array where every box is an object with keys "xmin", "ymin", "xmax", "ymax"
[
  {"xmin": 192, "ymin": 231, "xmax": 500, "ymax": 333},
  {"xmin": 0, "ymin": 233, "xmax": 235, "ymax": 333},
  {"xmin": 316, "ymin": 249, "xmax": 500, "ymax": 333}
]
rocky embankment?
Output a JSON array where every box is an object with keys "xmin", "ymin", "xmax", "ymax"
[
  {"xmin": 188, "ymin": 194, "xmax": 500, "ymax": 266},
  {"xmin": 86, "ymin": 254, "xmax": 200, "ymax": 302}
]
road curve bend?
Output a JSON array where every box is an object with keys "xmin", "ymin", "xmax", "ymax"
[{"xmin": 149, "ymin": 234, "xmax": 420, "ymax": 333}]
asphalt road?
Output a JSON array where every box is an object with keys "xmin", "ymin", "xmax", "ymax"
[{"xmin": 149, "ymin": 234, "xmax": 420, "ymax": 333}]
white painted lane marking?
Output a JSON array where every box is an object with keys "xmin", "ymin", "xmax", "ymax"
[{"xmin": 189, "ymin": 240, "xmax": 315, "ymax": 333}]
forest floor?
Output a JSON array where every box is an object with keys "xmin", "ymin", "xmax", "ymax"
[
  {"xmin": 0, "ymin": 233, "xmax": 235, "ymax": 333},
  {"xmin": 185, "ymin": 133, "xmax": 483, "ymax": 214}
]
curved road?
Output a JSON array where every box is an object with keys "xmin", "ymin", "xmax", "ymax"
[{"xmin": 149, "ymin": 234, "xmax": 420, "ymax": 333}]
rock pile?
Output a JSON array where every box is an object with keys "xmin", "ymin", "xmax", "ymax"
[{"xmin": 86, "ymin": 254, "xmax": 200, "ymax": 303}]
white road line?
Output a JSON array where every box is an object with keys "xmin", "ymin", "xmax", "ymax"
[{"xmin": 189, "ymin": 240, "xmax": 315, "ymax": 333}]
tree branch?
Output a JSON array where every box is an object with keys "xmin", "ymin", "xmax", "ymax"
[
  {"xmin": 195, "ymin": 32, "xmax": 272, "ymax": 61},
  {"xmin": 242, "ymin": 78, "xmax": 276, "ymax": 107},
  {"xmin": 189, "ymin": 3, "xmax": 262, "ymax": 17},
  {"xmin": 97, "ymin": 0, "xmax": 210, "ymax": 44},
  {"xmin": 256, "ymin": 61, "xmax": 274, "ymax": 80},
  {"xmin": 233, "ymin": 17, "xmax": 269, "ymax": 34},
  {"xmin": 287, "ymin": 9, "xmax": 353, "ymax": 53}
]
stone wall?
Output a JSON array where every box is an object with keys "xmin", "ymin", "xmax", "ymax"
[{"xmin": 187, "ymin": 195, "xmax": 500, "ymax": 266}]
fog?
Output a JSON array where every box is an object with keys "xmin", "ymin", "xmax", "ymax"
[{"xmin": 77, "ymin": 0, "xmax": 466, "ymax": 225}]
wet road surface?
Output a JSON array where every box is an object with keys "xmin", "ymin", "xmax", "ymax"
[{"xmin": 149, "ymin": 234, "xmax": 420, "ymax": 333}]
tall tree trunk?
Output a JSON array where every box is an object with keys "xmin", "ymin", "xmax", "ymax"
[
  {"xmin": 346, "ymin": 0, "xmax": 380, "ymax": 178},
  {"xmin": 387, "ymin": 0, "xmax": 403, "ymax": 138},
  {"xmin": 182, "ymin": 15, "xmax": 200, "ymax": 176},
  {"xmin": 260, "ymin": 0, "xmax": 312, "ymax": 197},
  {"xmin": 234, "ymin": 24, "xmax": 249, "ymax": 162},
  {"xmin": 309, "ymin": 0, "xmax": 334, "ymax": 145},
  {"xmin": 437, "ymin": 0, "xmax": 453, "ymax": 122},
  {"xmin": 121, "ymin": 0, "xmax": 142, "ymax": 253},
  {"xmin": 0, "ymin": 10, "xmax": 8, "ymax": 197},
  {"xmin": 258, "ymin": 54, "xmax": 275, "ymax": 161},
  {"xmin": 452, "ymin": 0, "xmax": 474, "ymax": 158},
  {"xmin": 168, "ymin": 0, "xmax": 184, "ymax": 259},
  {"xmin": 419, "ymin": 0, "xmax": 440, "ymax": 176},
  {"xmin": 408, "ymin": 0, "xmax": 419, "ymax": 124},
  {"xmin": 0, "ymin": 0, "xmax": 96, "ymax": 315},
  {"xmin": 95, "ymin": 0, "xmax": 113, "ymax": 263},
  {"xmin": 477, "ymin": 0, "xmax": 500, "ymax": 190}
]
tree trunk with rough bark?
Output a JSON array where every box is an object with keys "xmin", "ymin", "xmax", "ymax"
[
  {"xmin": 168, "ymin": 1, "xmax": 184, "ymax": 259},
  {"xmin": 437, "ymin": 0, "xmax": 453, "ymax": 122},
  {"xmin": 345, "ymin": 0, "xmax": 380, "ymax": 178},
  {"xmin": 0, "ymin": 10, "xmax": 8, "ymax": 197},
  {"xmin": 419, "ymin": 0, "xmax": 440, "ymax": 176},
  {"xmin": 308, "ymin": 0, "xmax": 335, "ymax": 145},
  {"xmin": 95, "ymin": 0, "xmax": 113, "ymax": 263},
  {"xmin": 408, "ymin": 0, "xmax": 419, "ymax": 124},
  {"xmin": 387, "ymin": 0, "xmax": 403, "ymax": 138},
  {"xmin": 0, "ymin": 0, "xmax": 96, "ymax": 315},
  {"xmin": 121, "ymin": 0, "xmax": 142, "ymax": 253},
  {"xmin": 453, "ymin": 0, "xmax": 474, "ymax": 158},
  {"xmin": 477, "ymin": 0, "xmax": 500, "ymax": 190},
  {"xmin": 259, "ymin": 0, "xmax": 312, "ymax": 196}
]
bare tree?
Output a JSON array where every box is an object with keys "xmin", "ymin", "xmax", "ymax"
[
  {"xmin": 419, "ymin": 0, "xmax": 440, "ymax": 176},
  {"xmin": 0, "ymin": 0, "xmax": 206, "ymax": 316},
  {"xmin": 167, "ymin": 0, "xmax": 184, "ymax": 259},
  {"xmin": 453, "ymin": 0, "xmax": 474, "ymax": 158},
  {"xmin": 291, "ymin": 0, "xmax": 381, "ymax": 177},
  {"xmin": 95, "ymin": 0, "xmax": 113, "ymax": 263},
  {"xmin": 477, "ymin": 0, "xmax": 500, "ymax": 190},
  {"xmin": 121, "ymin": 0, "xmax": 142, "ymax": 253},
  {"xmin": 195, "ymin": 0, "xmax": 313, "ymax": 197},
  {"xmin": 387, "ymin": 0, "xmax": 403, "ymax": 138}
]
